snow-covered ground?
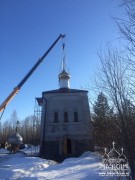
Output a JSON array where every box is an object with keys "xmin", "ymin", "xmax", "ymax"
[{"xmin": 0, "ymin": 148, "xmax": 126, "ymax": 180}]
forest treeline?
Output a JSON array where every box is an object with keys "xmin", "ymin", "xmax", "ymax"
[{"xmin": 0, "ymin": 111, "xmax": 40, "ymax": 146}]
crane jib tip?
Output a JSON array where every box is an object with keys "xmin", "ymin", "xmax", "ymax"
[{"xmin": 60, "ymin": 34, "xmax": 66, "ymax": 38}]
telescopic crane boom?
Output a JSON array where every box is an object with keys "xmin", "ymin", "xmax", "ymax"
[{"xmin": 0, "ymin": 34, "xmax": 65, "ymax": 113}]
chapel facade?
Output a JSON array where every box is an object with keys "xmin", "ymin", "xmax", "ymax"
[{"xmin": 36, "ymin": 47, "xmax": 93, "ymax": 161}]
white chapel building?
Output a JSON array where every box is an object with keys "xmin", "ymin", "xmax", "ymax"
[{"xmin": 36, "ymin": 47, "xmax": 94, "ymax": 161}]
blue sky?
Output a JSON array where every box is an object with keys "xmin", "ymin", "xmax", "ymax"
[{"xmin": 0, "ymin": 0, "xmax": 122, "ymax": 121}]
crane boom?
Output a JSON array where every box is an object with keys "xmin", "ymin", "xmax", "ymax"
[{"xmin": 0, "ymin": 34, "xmax": 65, "ymax": 113}]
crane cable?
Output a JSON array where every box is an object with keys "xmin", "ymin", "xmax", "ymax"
[
  {"xmin": 59, "ymin": 39, "xmax": 66, "ymax": 73},
  {"xmin": 61, "ymin": 37, "xmax": 69, "ymax": 73},
  {"xmin": 62, "ymin": 37, "xmax": 65, "ymax": 59}
]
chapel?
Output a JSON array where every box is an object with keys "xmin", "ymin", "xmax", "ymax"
[{"xmin": 36, "ymin": 45, "xmax": 93, "ymax": 161}]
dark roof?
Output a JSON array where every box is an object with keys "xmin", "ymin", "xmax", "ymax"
[
  {"xmin": 36, "ymin": 88, "xmax": 88, "ymax": 105},
  {"xmin": 42, "ymin": 88, "xmax": 88, "ymax": 94}
]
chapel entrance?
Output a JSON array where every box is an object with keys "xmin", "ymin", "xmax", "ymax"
[{"xmin": 63, "ymin": 138, "xmax": 72, "ymax": 155}]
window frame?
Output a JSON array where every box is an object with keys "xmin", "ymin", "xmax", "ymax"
[
  {"xmin": 74, "ymin": 111, "xmax": 79, "ymax": 122},
  {"xmin": 54, "ymin": 111, "xmax": 59, "ymax": 123},
  {"xmin": 64, "ymin": 111, "xmax": 68, "ymax": 122}
]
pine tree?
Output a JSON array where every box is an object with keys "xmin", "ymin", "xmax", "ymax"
[
  {"xmin": 93, "ymin": 92, "xmax": 116, "ymax": 148},
  {"xmin": 93, "ymin": 92, "xmax": 111, "ymax": 121}
]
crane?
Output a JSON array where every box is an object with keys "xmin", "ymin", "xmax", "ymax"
[{"xmin": 0, "ymin": 34, "xmax": 65, "ymax": 115}]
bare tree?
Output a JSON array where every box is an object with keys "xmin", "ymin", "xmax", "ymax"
[
  {"xmin": 19, "ymin": 115, "xmax": 40, "ymax": 145},
  {"xmin": 10, "ymin": 110, "xmax": 19, "ymax": 130},
  {"xmin": 0, "ymin": 111, "xmax": 40, "ymax": 147},
  {"xmin": 97, "ymin": 47, "xmax": 135, "ymax": 179},
  {"xmin": 2, "ymin": 120, "xmax": 13, "ymax": 143},
  {"xmin": 117, "ymin": 1, "xmax": 135, "ymax": 101}
]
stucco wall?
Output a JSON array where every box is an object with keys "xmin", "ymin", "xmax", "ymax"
[{"xmin": 39, "ymin": 90, "xmax": 93, "ymax": 160}]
